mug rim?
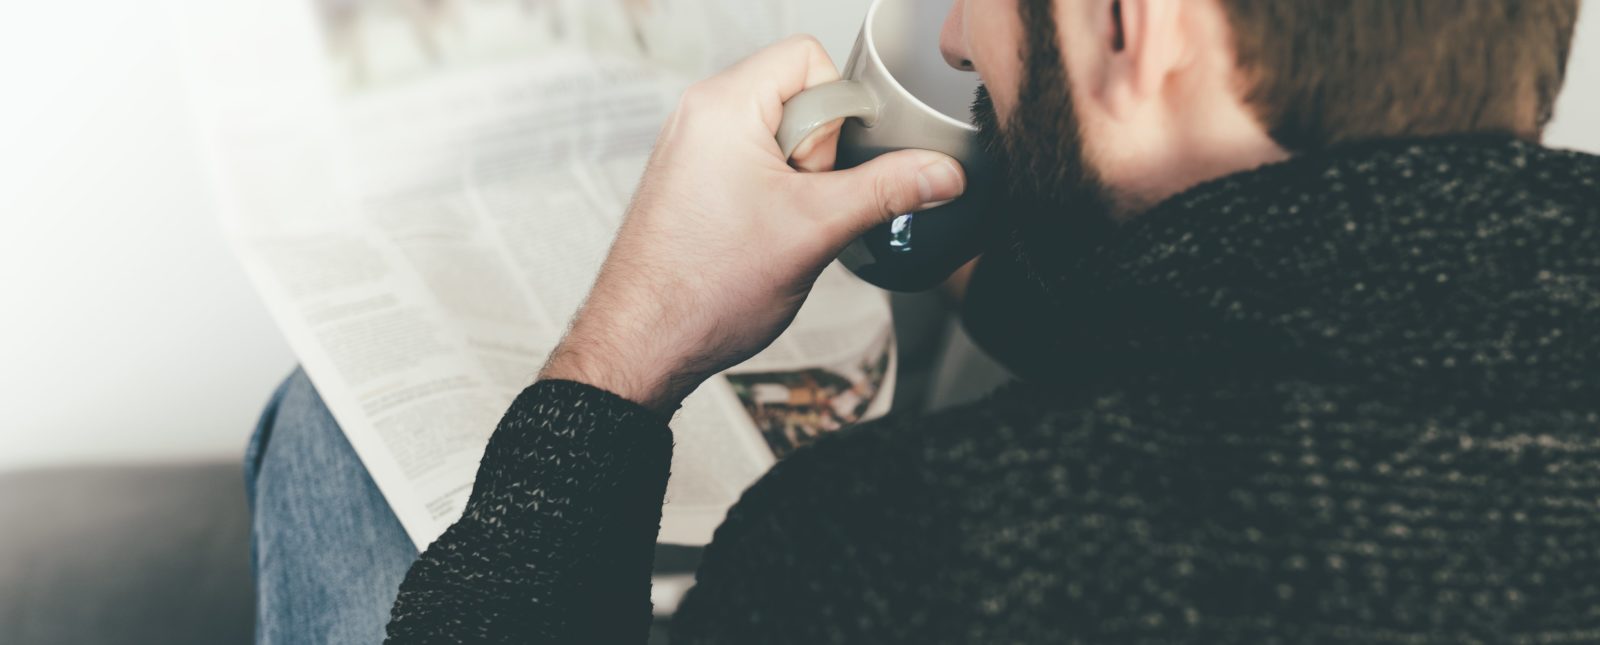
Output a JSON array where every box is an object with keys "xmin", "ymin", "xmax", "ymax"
[{"xmin": 861, "ymin": 0, "xmax": 980, "ymax": 133}]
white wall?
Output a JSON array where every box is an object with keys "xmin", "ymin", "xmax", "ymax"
[
  {"xmin": 1550, "ymin": 1, "xmax": 1600, "ymax": 153},
  {"xmin": 0, "ymin": 4, "xmax": 296, "ymax": 472},
  {"xmin": 0, "ymin": 0, "xmax": 1596, "ymax": 474}
]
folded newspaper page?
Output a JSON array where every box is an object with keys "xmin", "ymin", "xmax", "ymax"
[{"xmin": 177, "ymin": 0, "xmax": 891, "ymax": 548}]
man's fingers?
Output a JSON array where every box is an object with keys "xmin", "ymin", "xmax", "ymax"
[
  {"xmin": 697, "ymin": 35, "xmax": 840, "ymax": 135},
  {"xmin": 798, "ymin": 150, "xmax": 967, "ymax": 240},
  {"xmin": 788, "ymin": 118, "xmax": 844, "ymax": 173},
  {"xmin": 727, "ymin": 34, "xmax": 840, "ymax": 102}
]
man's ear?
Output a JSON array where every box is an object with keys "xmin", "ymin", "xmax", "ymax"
[{"xmin": 1100, "ymin": 0, "xmax": 1186, "ymax": 119}]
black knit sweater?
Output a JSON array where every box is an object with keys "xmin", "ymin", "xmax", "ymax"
[{"xmin": 386, "ymin": 138, "xmax": 1600, "ymax": 643}]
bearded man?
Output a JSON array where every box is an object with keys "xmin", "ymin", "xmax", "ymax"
[{"xmin": 251, "ymin": 1, "xmax": 1597, "ymax": 642}]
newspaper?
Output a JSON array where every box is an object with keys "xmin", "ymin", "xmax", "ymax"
[{"xmin": 177, "ymin": 0, "xmax": 891, "ymax": 548}]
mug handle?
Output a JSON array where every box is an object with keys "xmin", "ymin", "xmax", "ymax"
[{"xmin": 775, "ymin": 80, "xmax": 881, "ymax": 159}]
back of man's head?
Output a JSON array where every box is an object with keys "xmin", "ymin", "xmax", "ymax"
[{"xmin": 1223, "ymin": 0, "xmax": 1582, "ymax": 150}]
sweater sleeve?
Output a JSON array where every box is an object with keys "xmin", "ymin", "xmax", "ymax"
[{"xmin": 384, "ymin": 379, "xmax": 673, "ymax": 645}]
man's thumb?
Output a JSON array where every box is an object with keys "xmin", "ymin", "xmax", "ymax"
[{"xmin": 808, "ymin": 150, "xmax": 966, "ymax": 236}]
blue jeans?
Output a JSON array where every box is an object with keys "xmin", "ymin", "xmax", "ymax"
[
  {"xmin": 246, "ymin": 370, "xmax": 691, "ymax": 644},
  {"xmin": 245, "ymin": 369, "xmax": 418, "ymax": 645}
]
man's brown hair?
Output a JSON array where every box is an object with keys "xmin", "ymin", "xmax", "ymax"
[{"xmin": 1219, "ymin": 0, "xmax": 1582, "ymax": 151}]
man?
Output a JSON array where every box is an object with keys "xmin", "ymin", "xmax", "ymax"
[{"xmin": 249, "ymin": 0, "xmax": 1597, "ymax": 642}]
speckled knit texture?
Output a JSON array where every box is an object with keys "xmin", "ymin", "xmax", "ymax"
[
  {"xmin": 387, "ymin": 138, "xmax": 1600, "ymax": 644},
  {"xmin": 385, "ymin": 380, "xmax": 672, "ymax": 643}
]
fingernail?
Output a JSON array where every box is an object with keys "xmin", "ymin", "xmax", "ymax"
[{"xmin": 916, "ymin": 160, "xmax": 965, "ymax": 210}]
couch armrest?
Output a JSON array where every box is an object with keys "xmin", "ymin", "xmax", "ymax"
[{"xmin": 0, "ymin": 462, "xmax": 253, "ymax": 645}]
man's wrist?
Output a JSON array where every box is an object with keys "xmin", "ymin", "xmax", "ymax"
[{"xmin": 539, "ymin": 338, "xmax": 694, "ymax": 415}]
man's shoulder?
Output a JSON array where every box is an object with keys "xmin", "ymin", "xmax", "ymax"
[
  {"xmin": 677, "ymin": 380, "xmax": 1235, "ymax": 640},
  {"xmin": 783, "ymin": 383, "xmax": 1070, "ymax": 471},
  {"xmin": 710, "ymin": 382, "xmax": 1105, "ymax": 537},
  {"xmin": 676, "ymin": 383, "xmax": 1086, "ymax": 639}
]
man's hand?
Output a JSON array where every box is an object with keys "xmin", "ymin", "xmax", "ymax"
[{"xmin": 540, "ymin": 36, "xmax": 967, "ymax": 413}]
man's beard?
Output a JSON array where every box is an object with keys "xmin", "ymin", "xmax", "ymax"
[{"xmin": 968, "ymin": 0, "xmax": 1119, "ymax": 294}]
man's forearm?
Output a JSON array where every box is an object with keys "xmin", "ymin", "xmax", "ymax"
[{"xmin": 385, "ymin": 380, "xmax": 673, "ymax": 644}]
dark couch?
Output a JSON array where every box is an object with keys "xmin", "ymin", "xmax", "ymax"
[{"xmin": 0, "ymin": 463, "xmax": 254, "ymax": 645}]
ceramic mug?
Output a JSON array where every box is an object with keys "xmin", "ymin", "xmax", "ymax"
[{"xmin": 777, "ymin": 0, "xmax": 995, "ymax": 292}]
